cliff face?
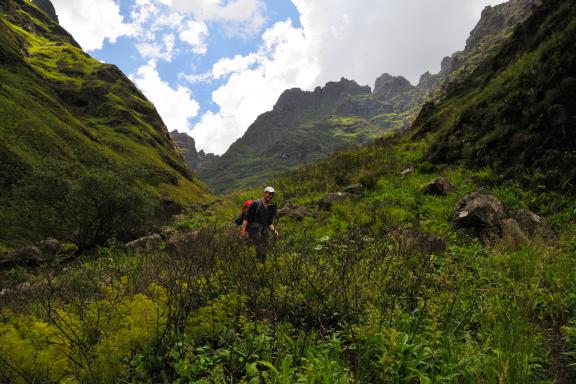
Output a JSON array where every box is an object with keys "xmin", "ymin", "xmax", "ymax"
[{"xmin": 0, "ymin": 0, "xmax": 211, "ymax": 244}]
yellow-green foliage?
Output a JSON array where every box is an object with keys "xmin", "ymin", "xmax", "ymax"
[
  {"xmin": 187, "ymin": 294, "xmax": 247, "ymax": 342},
  {"xmin": 0, "ymin": 316, "xmax": 70, "ymax": 383}
]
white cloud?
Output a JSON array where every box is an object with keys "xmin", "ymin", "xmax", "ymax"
[
  {"xmin": 51, "ymin": 0, "xmax": 135, "ymax": 51},
  {"xmin": 179, "ymin": 20, "xmax": 209, "ymax": 55},
  {"xmin": 290, "ymin": 0, "xmax": 506, "ymax": 85},
  {"xmin": 136, "ymin": 33, "xmax": 176, "ymax": 61},
  {"xmin": 167, "ymin": 0, "xmax": 266, "ymax": 36},
  {"xmin": 131, "ymin": 60, "xmax": 200, "ymax": 134}
]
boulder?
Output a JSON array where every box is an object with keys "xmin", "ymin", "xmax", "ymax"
[
  {"xmin": 1, "ymin": 246, "xmax": 43, "ymax": 269},
  {"xmin": 278, "ymin": 201, "xmax": 309, "ymax": 221},
  {"xmin": 319, "ymin": 192, "xmax": 352, "ymax": 210},
  {"xmin": 422, "ymin": 177, "xmax": 456, "ymax": 196},
  {"xmin": 126, "ymin": 234, "xmax": 163, "ymax": 253},
  {"xmin": 165, "ymin": 231, "xmax": 199, "ymax": 257},
  {"xmin": 452, "ymin": 192, "xmax": 507, "ymax": 239},
  {"xmin": 499, "ymin": 218, "xmax": 529, "ymax": 246},
  {"xmin": 387, "ymin": 228, "xmax": 446, "ymax": 255},
  {"xmin": 344, "ymin": 184, "xmax": 364, "ymax": 195},
  {"xmin": 38, "ymin": 238, "xmax": 62, "ymax": 256},
  {"xmin": 515, "ymin": 209, "xmax": 555, "ymax": 239}
]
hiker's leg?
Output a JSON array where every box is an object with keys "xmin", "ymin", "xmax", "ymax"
[
  {"xmin": 249, "ymin": 231, "xmax": 265, "ymax": 262},
  {"xmin": 254, "ymin": 233, "xmax": 268, "ymax": 263}
]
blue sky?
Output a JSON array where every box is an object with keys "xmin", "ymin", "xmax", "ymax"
[{"xmin": 50, "ymin": 0, "xmax": 505, "ymax": 154}]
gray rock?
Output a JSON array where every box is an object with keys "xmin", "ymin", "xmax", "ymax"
[
  {"xmin": 126, "ymin": 234, "xmax": 163, "ymax": 253},
  {"xmin": 319, "ymin": 192, "xmax": 352, "ymax": 210},
  {"xmin": 422, "ymin": 177, "xmax": 456, "ymax": 196},
  {"xmin": 344, "ymin": 184, "xmax": 364, "ymax": 195},
  {"xmin": 452, "ymin": 192, "xmax": 507, "ymax": 239},
  {"xmin": 515, "ymin": 209, "xmax": 555, "ymax": 239}
]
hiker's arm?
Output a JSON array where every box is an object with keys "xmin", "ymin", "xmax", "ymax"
[
  {"xmin": 240, "ymin": 219, "xmax": 249, "ymax": 237},
  {"xmin": 269, "ymin": 223, "xmax": 279, "ymax": 238}
]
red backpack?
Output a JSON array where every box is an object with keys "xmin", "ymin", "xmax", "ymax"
[{"xmin": 234, "ymin": 199, "xmax": 254, "ymax": 225}]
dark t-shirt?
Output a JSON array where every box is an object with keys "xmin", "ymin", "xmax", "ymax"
[{"xmin": 244, "ymin": 199, "xmax": 276, "ymax": 230}]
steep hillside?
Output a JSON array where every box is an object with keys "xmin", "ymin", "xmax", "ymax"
[
  {"xmin": 187, "ymin": 0, "xmax": 538, "ymax": 193},
  {"xmin": 0, "ymin": 0, "xmax": 211, "ymax": 247},
  {"xmin": 414, "ymin": 0, "xmax": 576, "ymax": 191}
]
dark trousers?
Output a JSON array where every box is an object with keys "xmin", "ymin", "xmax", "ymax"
[{"xmin": 249, "ymin": 227, "xmax": 269, "ymax": 262}]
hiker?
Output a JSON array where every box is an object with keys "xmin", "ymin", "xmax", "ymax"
[{"xmin": 240, "ymin": 186, "xmax": 279, "ymax": 262}]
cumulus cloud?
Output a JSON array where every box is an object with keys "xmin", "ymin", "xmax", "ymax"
[
  {"xmin": 131, "ymin": 60, "xmax": 200, "ymax": 133},
  {"xmin": 51, "ymin": 0, "xmax": 134, "ymax": 51},
  {"xmin": 179, "ymin": 20, "xmax": 209, "ymax": 55}
]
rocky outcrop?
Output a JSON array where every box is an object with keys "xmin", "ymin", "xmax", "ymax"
[
  {"xmin": 499, "ymin": 218, "xmax": 530, "ymax": 245},
  {"xmin": 165, "ymin": 230, "xmax": 200, "ymax": 258},
  {"xmin": 465, "ymin": 0, "xmax": 539, "ymax": 52},
  {"xmin": 373, "ymin": 74, "xmax": 414, "ymax": 100}
]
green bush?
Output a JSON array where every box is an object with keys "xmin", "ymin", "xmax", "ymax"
[{"xmin": 0, "ymin": 164, "xmax": 158, "ymax": 249}]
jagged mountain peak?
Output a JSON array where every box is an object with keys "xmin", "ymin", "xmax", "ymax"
[
  {"xmin": 373, "ymin": 73, "xmax": 414, "ymax": 100},
  {"xmin": 466, "ymin": 0, "xmax": 540, "ymax": 52}
]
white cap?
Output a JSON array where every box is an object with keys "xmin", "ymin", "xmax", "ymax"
[{"xmin": 264, "ymin": 186, "xmax": 276, "ymax": 193}]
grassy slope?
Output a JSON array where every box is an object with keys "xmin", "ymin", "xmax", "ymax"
[{"xmin": 0, "ymin": 0, "xmax": 211, "ymax": 221}]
